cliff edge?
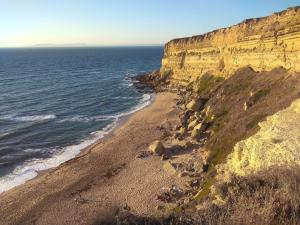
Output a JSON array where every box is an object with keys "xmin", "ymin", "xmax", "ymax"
[{"xmin": 160, "ymin": 7, "xmax": 300, "ymax": 84}]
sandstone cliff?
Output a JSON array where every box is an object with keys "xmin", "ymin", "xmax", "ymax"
[
  {"xmin": 160, "ymin": 7, "xmax": 300, "ymax": 83},
  {"xmin": 221, "ymin": 98, "xmax": 300, "ymax": 178}
]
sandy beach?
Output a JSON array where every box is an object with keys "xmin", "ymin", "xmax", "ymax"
[{"xmin": 0, "ymin": 92, "xmax": 187, "ymax": 225}]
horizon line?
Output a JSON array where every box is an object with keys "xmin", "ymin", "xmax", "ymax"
[{"xmin": 0, "ymin": 44, "xmax": 165, "ymax": 49}]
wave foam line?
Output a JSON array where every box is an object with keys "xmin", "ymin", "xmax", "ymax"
[
  {"xmin": 0, "ymin": 93, "xmax": 153, "ymax": 193},
  {"xmin": 0, "ymin": 114, "xmax": 56, "ymax": 122},
  {"xmin": 0, "ymin": 123, "xmax": 115, "ymax": 193}
]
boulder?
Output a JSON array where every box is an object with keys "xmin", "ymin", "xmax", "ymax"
[
  {"xmin": 179, "ymin": 127, "xmax": 186, "ymax": 135},
  {"xmin": 187, "ymin": 119, "xmax": 198, "ymax": 130},
  {"xmin": 191, "ymin": 128, "xmax": 200, "ymax": 139},
  {"xmin": 188, "ymin": 115, "xmax": 196, "ymax": 123},
  {"xmin": 191, "ymin": 123, "xmax": 208, "ymax": 138},
  {"xmin": 194, "ymin": 112, "xmax": 202, "ymax": 121},
  {"xmin": 163, "ymin": 161, "xmax": 177, "ymax": 175},
  {"xmin": 186, "ymin": 99, "xmax": 204, "ymax": 111},
  {"xmin": 149, "ymin": 140, "xmax": 166, "ymax": 156},
  {"xmin": 161, "ymin": 154, "xmax": 169, "ymax": 160}
]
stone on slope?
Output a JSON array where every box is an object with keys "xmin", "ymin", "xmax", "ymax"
[
  {"xmin": 163, "ymin": 161, "xmax": 177, "ymax": 175},
  {"xmin": 149, "ymin": 140, "xmax": 166, "ymax": 156},
  {"xmin": 186, "ymin": 99, "xmax": 203, "ymax": 111},
  {"xmin": 191, "ymin": 123, "xmax": 208, "ymax": 138},
  {"xmin": 187, "ymin": 119, "xmax": 198, "ymax": 130}
]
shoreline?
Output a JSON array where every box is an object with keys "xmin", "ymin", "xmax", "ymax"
[
  {"xmin": 0, "ymin": 92, "xmax": 186, "ymax": 225},
  {"xmin": 0, "ymin": 93, "xmax": 155, "ymax": 194}
]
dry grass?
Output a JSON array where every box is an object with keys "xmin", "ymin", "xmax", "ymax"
[{"xmin": 203, "ymin": 67, "xmax": 300, "ymax": 168}]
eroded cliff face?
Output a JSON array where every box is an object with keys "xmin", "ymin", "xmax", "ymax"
[
  {"xmin": 160, "ymin": 7, "xmax": 300, "ymax": 84},
  {"xmin": 220, "ymin": 99, "xmax": 300, "ymax": 178}
]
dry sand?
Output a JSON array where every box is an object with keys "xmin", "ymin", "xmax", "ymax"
[{"xmin": 0, "ymin": 92, "xmax": 186, "ymax": 225}]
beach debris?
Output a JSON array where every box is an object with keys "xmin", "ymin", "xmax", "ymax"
[
  {"xmin": 136, "ymin": 151, "xmax": 152, "ymax": 159},
  {"xmin": 163, "ymin": 161, "xmax": 177, "ymax": 175},
  {"xmin": 186, "ymin": 99, "xmax": 204, "ymax": 111},
  {"xmin": 149, "ymin": 140, "xmax": 166, "ymax": 156}
]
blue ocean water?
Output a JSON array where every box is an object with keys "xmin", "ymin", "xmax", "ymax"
[{"xmin": 0, "ymin": 47, "xmax": 163, "ymax": 192}]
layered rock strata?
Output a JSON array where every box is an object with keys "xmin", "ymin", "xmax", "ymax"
[{"xmin": 160, "ymin": 7, "xmax": 300, "ymax": 84}]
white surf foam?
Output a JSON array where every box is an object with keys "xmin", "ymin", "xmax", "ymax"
[
  {"xmin": 58, "ymin": 115, "xmax": 116, "ymax": 123},
  {"xmin": 58, "ymin": 94, "xmax": 152, "ymax": 123},
  {"xmin": 0, "ymin": 123, "xmax": 115, "ymax": 193},
  {"xmin": 0, "ymin": 93, "xmax": 153, "ymax": 194},
  {"xmin": 0, "ymin": 114, "xmax": 56, "ymax": 122},
  {"xmin": 111, "ymin": 94, "xmax": 152, "ymax": 118}
]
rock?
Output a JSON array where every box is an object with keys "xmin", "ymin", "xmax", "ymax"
[
  {"xmin": 183, "ymin": 141, "xmax": 193, "ymax": 149},
  {"xmin": 169, "ymin": 185, "xmax": 183, "ymax": 197},
  {"xmin": 179, "ymin": 127, "xmax": 186, "ymax": 135},
  {"xmin": 163, "ymin": 161, "xmax": 177, "ymax": 175},
  {"xmin": 188, "ymin": 115, "xmax": 196, "ymax": 123},
  {"xmin": 160, "ymin": 8, "xmax": 300, "ymax": 82},
  {"xmin": 186, "ymin": 99, "xmax": 204, "ymax": 111},
  {"xmin": 194, "ymin": 112, "xmax": 202, "ymax": 120},
  {"xmin": 193, "ymin": 161, "xmax": 204, "ymax": 172},
  {"xmin": 174, "ymin": 125, "xmax": 181, "ymax": 131},
  {"xmin": 180, "ymin": 113, "xmax": 189, "ymax": 126},
  {"xmin": 156, "ymin": 192, "xmax": 172, "ymax": 202},
  {"xmin": 136, "ymin": 151, "xmax": 152, "ymax": 159},
  {"xmin": 191, "ymin": 123, "xmax": 208, "ymax": 138},
  {"xmin": 244, "ymin": 101, "xmax": 248, "ymax": 111},
  {"xmin": 193, "ymin": 123, "xmax": 204, "ymax": 130},
  {"xmin": 183, "ymin": 198, "xmax": 191, "ymax": 204},
  {"xmin": 156, "ymin": 205, "xmax": 164, "ymax": 211},
  {"xmin": 161, "ymin": 154, "xmax": 169, "ymax": 160},
  {"xmin": 178, "ymin": 171, "xmax": 188, "ymax": 177},
  {"xmin": 149, "ymin": 140, "xmax": 166, "ymax": 156},
  {"xmin": 179, "ymin": 104, "xmax": 186, "ymax": 110},
  {"xmin": 191, "ymin": 128, "xmax": 199, "ymax": 139},
  {"xmin": 189, "ymin": 179, "xmax": 200, "ymax": 187},
  {"xmin": 187, "ymin": 119, "xmax": 198, "ymax": 130}
]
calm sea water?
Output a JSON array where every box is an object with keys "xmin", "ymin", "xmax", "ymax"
[{"xmin": 0, "ymin": 47, "xmax": 163, "ymax": 192}]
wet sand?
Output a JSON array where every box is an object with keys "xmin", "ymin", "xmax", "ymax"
[{"xmin": 0, "ymin": 92, "xmax": 185, "ymax": 225}]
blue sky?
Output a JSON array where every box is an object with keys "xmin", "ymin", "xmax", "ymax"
[{"xmin": 0, "ymin": 0, "xmax": 299, "ymax": 47}]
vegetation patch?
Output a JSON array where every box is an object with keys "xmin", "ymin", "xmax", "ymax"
[
  {"xmin": 191, "ymin": 74, "xmax": 224, "ymax": 97},
  {"xmin": 203, "ymin": 68, "xmax": 300, "ymax": 170},
  {"xmin": 252, "ymin": 89, "xmax": 270, "ymax": 103}
]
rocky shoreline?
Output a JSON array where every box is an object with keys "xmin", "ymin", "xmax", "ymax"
[{"xmin": 122, "ymin": 66, "xmax": 300, "ymax": 224}]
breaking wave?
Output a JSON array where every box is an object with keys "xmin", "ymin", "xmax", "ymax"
[
  {"xmin": 0, "ymin": 114, "xmax": 56, "ymax": 122},
  {"xmin": 0, "ymin": 93, "xmax": 153, "ymax": 194}
]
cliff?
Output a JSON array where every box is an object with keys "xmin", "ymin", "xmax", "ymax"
[{"xmin": 160, "ymin": 7, "xmax": 300, "ymax": 83}]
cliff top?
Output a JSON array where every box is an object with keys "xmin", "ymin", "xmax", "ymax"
[{"xmin": 167, "ymin": 6, "xmax": 300, "ymax": 45}]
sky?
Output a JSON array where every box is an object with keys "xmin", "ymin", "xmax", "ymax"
[{"xmin": 0, "ymin": 0, "xmax": 299, "ymax": 47}]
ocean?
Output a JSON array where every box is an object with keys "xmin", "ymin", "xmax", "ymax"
[{"xmin": 0, "ymin": 46, "xmax": 163, "ymax": 193}]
